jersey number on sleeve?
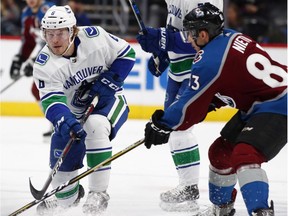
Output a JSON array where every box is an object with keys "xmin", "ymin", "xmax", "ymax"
[{"xmin": 190, "ymin": 75, "xmax": 200, "ymax": 90}]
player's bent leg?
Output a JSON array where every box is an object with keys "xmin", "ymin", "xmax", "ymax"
[
  {"xmin": 82, "ymin": 95, "xmax": 128, "ymax": 214},
  {"xmin": 208, "ymin": 137, "xmax": 237, "ymax": 216},
  {"xmin": 160, "ymin": 128, "xmax": 200, "ymax": 212},
  {"xmin": 83, "ymin": 114, "xmax": 112, "ymax": 214},
  {"xmin": 37, "ymin": 133, "xmax": 86, "ymax": 215},
  {"xmin": 232, "ymin": 113, "xmax": 287, "ymax": 215},
  {"xmin": 231, "ymin": 143, "xmax": 271, "ymax": 215}
]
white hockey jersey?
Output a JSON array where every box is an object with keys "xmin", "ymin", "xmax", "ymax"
[
  {"xmin": 165, "ymin": 0, "xmax": 223, "ymax": 81},
  {"xmin": 33, "ymin": 26, "xmax": 135, "ymax": 118}
]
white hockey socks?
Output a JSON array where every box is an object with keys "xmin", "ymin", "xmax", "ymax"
[
  {"xmin": 84, "ymin": 114, "xmax": 112, "ymax": 192},
  {"xmin": 168, "ymin": 129, "xmax": 200, "ymax": 186}
]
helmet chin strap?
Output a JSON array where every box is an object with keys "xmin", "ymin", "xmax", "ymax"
[{"xmin": 60, "ymin": 35, "xmax": 75, "ymax": 56}]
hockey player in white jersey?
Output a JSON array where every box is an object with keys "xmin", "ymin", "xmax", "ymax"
[
  {"xmin": 136, "ymin": 0, "xmax": 223, "ymax": 213},
  {"xmin": 33, "ymin": 5, "xmax": 135, "ymax": 215}
]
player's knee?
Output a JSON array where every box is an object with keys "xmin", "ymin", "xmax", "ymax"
[
  {"xmin": 231, "ymin": 143, "xmax": 266, "ymax": 171},
  {"xmin": 208, "ymin": 137, "xmax": 234, "ymax": 171},
  {"xmin": 84, "ymin": 114, "xmax": 111, "ymax": 149},
  {"xmin": 169, "ymin": 128, "xmax": 197, "ymax": 147},
  {"xmin": 84, "ymin": 114, "xmax": 111, "ymax": 139}
]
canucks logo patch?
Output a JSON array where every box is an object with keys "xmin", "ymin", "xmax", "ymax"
[
  {"xmin": 54, "ymin": 149, "xmax": 63, "ymax": 158},
  {"xmin": 84, "ymin": 26, "xmax": 99, "ymax": 38},
  {"xmin": 36, "ymin": 52, "xmax": 49, "ymax": 65}
]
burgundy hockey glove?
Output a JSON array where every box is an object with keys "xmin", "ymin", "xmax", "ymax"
[{"xmin": 144, "ymin": 110, "xmax": 172, "ymax": 149}]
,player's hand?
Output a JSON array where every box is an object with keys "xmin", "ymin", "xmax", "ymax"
[
  {"xmin": 10, "ymin": 54, "xmax": 24, "ymax": 80},
  {"xmin": 148, "ymin": 51, "xmax": 170, "ymax": 77},
  {"xmin": 54, "ymin": 113, "xmax": 86, "ymax": 141},
  {"xmin": 88, "ymin": 71, "xmax": 123, "ymax": 108},
  {"xmin": 23, "ymin": 58, "xmax": 35, "ymax": 77},
  {"xmin": 136, "ymin": 27, "xmax": 173, "ymax": 53},
  {"xmin": 144, "ymin": 110, "xmax": 172, "ymax": 149}
]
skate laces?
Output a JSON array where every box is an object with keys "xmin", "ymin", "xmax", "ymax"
[
  {"xmin": 169, "ymin": 185, "xmax": 186, "ymax": 196},
  {"xmin": 83, "ymin": 191, "xmax": 110, "ymax": 213},
  {"xmin": 86, "ymin": 191, "xmax": 109, "ymax": 203},
  {"xmin": 161, "ymin": 184, "xmax": 199, "ymax": 203},
  {"xmin": 159, "ymin": 185, "xmax": 200, "ymax": 212},
  {"xmin": 44, "ymin": 198, "xmax": 58, "ymax": 209},
  {"xmin": 168, "ymin": 185, "xmax": 197, "ymax": 196},
  {"xmin": 36, "ymin": 197, "xmax": 59, "ymax": 215}
]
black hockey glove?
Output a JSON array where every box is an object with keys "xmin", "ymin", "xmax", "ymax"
[
  {"xmin": 148, "ymin": 51, "xmax": 170, "ymax": 77},
  {"xmin": 23, "ymin": 58, "xmax": 35, "ymax": 77},
  {"xmin": 10, "ymin": 54, "xmax": 24, "ymax": 80},
  {"xmin": 88, "ymin": 71, "xmax": 123, "ymax": 108},
  {"xmin": 144, "ymin": 110, "xmax": 172, "ymax": 149}
]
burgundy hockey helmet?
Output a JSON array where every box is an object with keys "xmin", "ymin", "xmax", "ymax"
[{"xmin": 183, "ymin": 3, "xmax": 224, "ymax": 41}]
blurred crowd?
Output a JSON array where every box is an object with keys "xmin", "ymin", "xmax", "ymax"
[
  {"xmin": 226, "ymin": 0, "xmax": 287, "ymax": 43},
  {"xmin": 1, "ymin": 0, "xmax": 287, "ymax": 43}
]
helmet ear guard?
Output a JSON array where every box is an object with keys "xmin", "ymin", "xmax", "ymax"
[{"xmin": 183, "ymin": 3, "xmax": 224, "ymax": 41}]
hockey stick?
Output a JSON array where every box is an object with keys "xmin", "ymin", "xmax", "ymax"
[
  {"xmin": 128, "ymin": 0, "xmax": 161, "ymax": 75},
  {"xmin": 29, "ymin": 96, "xmax": 99, "ymax": 200},
  {"xmin": 2, "ymin": 42, "xmax": 42, "ymax": 94},
  {"xmin": 128, "ymin": 0, "xmax": 146, "ymax": 33},
  {"xmin": 9, "ymin": 138, "xmax": 144, "ymax": 216},
  {"xmin": 0, "ymin": 75, "xmax": 24, "ymax": 94}
]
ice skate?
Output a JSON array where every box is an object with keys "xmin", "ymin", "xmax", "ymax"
[
  {"xmin": 36, "ymin": 184, "xmax": 85, "ymax": 215},
  {"xmin": 159, "ymin": 184, "xmax": 200, "ymax": 212},
  {"xmin": 198, "ymin": 189, "xmax": 237, "ymax": 216},
  {"xmin": 82, "ymin": 191, "xmax": 110, "ymax": 215},
  {"xmin": 252, "ymin": 201, "xmax": 274, "ymax": 216}
]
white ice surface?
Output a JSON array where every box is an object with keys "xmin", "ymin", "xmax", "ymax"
[{"xmin": 0, "ymin": 117, "xmax": 287, "ymax": 216}]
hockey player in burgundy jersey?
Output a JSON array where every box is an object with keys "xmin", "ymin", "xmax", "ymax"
[
  {"xmin": 9, "ymin": 0, "xmax": 55, "ymax": 137},
  {"xmin": 10, "ymin": 0, "xmax": 54, "ymax": 97},
  {"xmin": 142, "ymin": 3, "xmax": 287, "ymax": 216},
  {"xmin": 137, "ymin": 0, "xmax": 223, "ymax": 212}
]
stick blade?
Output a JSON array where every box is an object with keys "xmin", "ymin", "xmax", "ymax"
[{"xmin": 29, "ymin": 177, "xmax": 46, "ymax": 200}]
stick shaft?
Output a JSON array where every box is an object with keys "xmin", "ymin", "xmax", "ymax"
[
  {"xmin": 128, "ymin": 0, "xmax": 146, "ymax": 32},
  {"xmin": 128, "ymin": 0, "xmax": 161, "ymax": 73},
  {"xmin": 0, "ymin": 75, "xmax": 24, "ymax": 94},
  {"xmin": 29, "ymin": 96, "xmax": 99, "ymax": 200},
  {"xmin": 9, "ymin": 138, "xmax": 144, "ymax": 216}
]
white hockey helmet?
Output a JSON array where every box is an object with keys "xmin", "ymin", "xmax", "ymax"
[
  {"xmin": 41, "ymin": 5, "xmax": 77, "ymax": 56},
  {"xmin": 41, "ymin": 5, "xmax": 77, "ymax": 30}
]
